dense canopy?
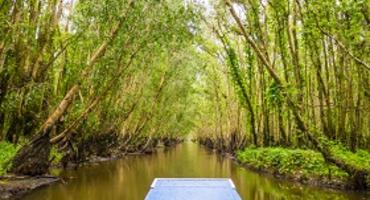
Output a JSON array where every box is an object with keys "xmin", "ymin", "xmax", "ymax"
[{"xmin": 0, "ymin": 0, "xmax": 369, "ymax": 192}]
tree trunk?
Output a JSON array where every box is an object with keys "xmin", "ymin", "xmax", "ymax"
[
  {"xmin": 10, "ymin": 134, "xmax": 51, "ymax": 176},
  {"xmin": 225, "ymin": 0, "xmax": 368, "ymax": 189},
  {"xmin": 10, "ymin": 85, "xmax": 78, "ymax": 175}
]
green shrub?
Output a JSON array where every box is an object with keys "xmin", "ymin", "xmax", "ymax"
[
  {"xmin": 236, "ymin": 147, "xmax": 351, "ymax": 180},
  {"xmin": 321, "ymin": 139, "xmax": 370, "ymax": 171},
  {"xmin": 50, "ymin": 147, "xmax": 63, "ymax": 165},
  {"xmin": 0, "ymin": 142, "xmax": 21, "ymax": 176}
]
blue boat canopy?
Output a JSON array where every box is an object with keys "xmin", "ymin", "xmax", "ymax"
[{"xmin": 145, "ymin": 178, "xmax": 242, "ymax": 200}]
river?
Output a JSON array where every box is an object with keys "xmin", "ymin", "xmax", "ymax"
[{"xmin": 22, "ymin": 142, "xmax": 368, "ymax": 200}]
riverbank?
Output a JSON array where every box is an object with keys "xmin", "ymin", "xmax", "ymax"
[
  {"xmin": 0, "ymin": 136, "xmax": 182, "ymax": 199},
  {"xmin": 0, "ymin": 175, "xmax": 59, "ymax": 199},
  {"xmin": 236, "ymin": 147, "xmax": 366, "ymax": 190},
  {"xmin": 198, "ymin": 139, "xmax": 370, "ymax": 192},
  {"xmin": 19, "ymin": 142, "xmax": 369, "ymax": 200}
]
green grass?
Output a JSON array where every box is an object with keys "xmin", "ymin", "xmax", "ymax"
[
  {"xmin": 236, "ymin": 147, "xmax": 355, "ymax": 181},
  {"xmin": 0, "ymin": 141, "xmax": 21, "ymax": 176}
]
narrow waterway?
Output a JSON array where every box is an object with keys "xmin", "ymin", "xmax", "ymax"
[{"xmin": 23, "ymin": 143, "xmax": 367, "ymax": 200}]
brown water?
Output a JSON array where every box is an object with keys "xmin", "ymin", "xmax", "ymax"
[{"xmin": 22, "ymin": 142, "xmax": 368, "ymax": 200}]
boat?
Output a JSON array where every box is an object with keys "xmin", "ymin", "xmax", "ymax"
[{"xmin": 145, "ymin": 178, "xmax": 242, "ymax": 200}]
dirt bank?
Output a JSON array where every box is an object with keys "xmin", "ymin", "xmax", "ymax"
[{"xmin": 0, "ymin": 175, "xmax": 59, "ymax": 199}]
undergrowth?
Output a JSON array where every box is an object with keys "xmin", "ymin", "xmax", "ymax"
[
  {"xmin": 0, "ymin": 141, "xmax": 21, "ymax": 176},
  {"xmin": 237, "ymin": 147, "xmax": 359, "ymax": 181},
  {"xmin": 237, "ymin": 142, "xmax": 370, "ymax": 187}
]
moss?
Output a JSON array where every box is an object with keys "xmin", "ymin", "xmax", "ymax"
[{"xmin": 0, "ymin": 142, "xmax": 21, "ymax": 176}]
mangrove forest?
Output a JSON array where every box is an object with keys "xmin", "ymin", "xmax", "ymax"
[{"xmin": 0, "ymin": 0, "xmax": 369, "ymax": 199}]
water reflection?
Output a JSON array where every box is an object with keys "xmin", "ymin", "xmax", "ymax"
[{"xmin": 22, "ymin": 143, "xmax": 368, "ymax": 200}]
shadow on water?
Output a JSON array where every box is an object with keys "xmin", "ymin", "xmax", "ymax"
[{"xmin": 22, "ymin": 142, "xmax": 368, "ymax": 200}]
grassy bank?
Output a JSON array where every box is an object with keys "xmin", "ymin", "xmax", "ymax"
[{"xmin": 236, "ymin": 146, "xmax": 370, "ymax": 189}]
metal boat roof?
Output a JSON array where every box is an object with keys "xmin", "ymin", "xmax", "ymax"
[{"xmin": 145, "ymin": 178, "xmax": 242, "ymax": 200}]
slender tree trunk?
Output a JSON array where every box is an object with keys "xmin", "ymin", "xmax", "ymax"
[{"xmin": 225, "ymin": 0, "xmax": 368, "ymax": 189}]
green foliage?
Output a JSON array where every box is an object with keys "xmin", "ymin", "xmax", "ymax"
[
  {"xmin": 224, "ymin": 43, "xmax": 252, "ymax": 111},
  {"xmin": 320, "ymin": 138, "xmax": 370, "ymax": 171},
  {"xmin": 50, "ymin": 147, "xmax": 63, "ymax": 165},
  {"xmin": 0, "ymin": 142, "xmax": 21, "ymax": 176},
  {"xmin": 237, "ymin": 147, "xmax": 349, "ymax": 180},
  {"xmin": 266, "ymin": 82, "xmax": 283, "ymax": 105}
]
